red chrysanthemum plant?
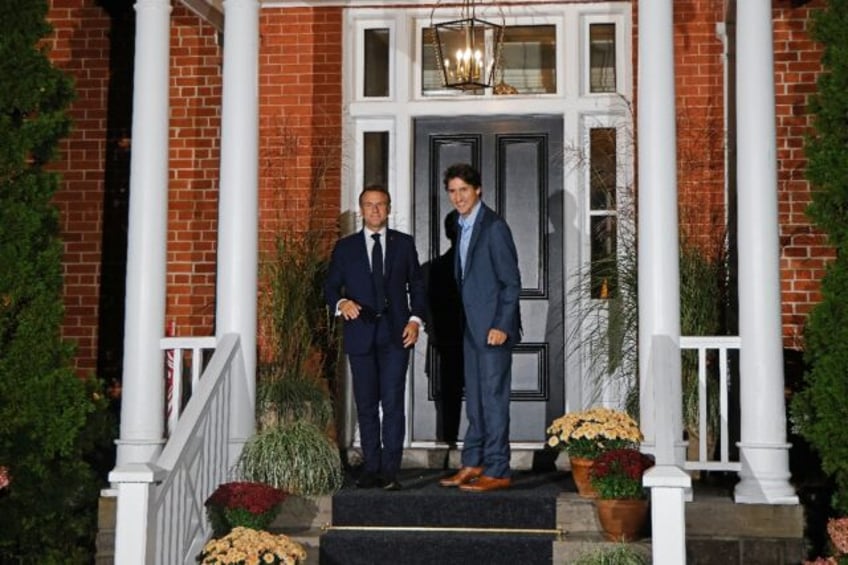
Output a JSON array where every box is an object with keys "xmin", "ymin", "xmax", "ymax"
[
  {"xmin": 205, "ymin": 481, "xmax": 287, "ymax": 537},
  {"xmin": 589, "ymin": 448, "xmax": 655, "ymax": 500}
]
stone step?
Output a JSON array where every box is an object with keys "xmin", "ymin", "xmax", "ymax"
[{"xmin": 95, "ymin": 495, "xmax": 116, "ymax": 564}]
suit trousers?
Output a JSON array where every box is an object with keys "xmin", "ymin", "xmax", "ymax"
[
  {"xmin": 460, "ymin": 331, "xmax": 512, "ymax": 478},
  {"xmin": 348, "ymin": 316, "xmax": 410, "ymax": 478}
]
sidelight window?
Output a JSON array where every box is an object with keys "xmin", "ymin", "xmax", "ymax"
[
  {"xmin": 364, "ymin": 28, "xmax": 391, "ymax": 98},
  {"xmin": 363, "ymin": 131, "xmax": 389, "ymax": 188},
  {"xmin": 588, "ymin": 127, "xmax": 618, "ymax": 298}
]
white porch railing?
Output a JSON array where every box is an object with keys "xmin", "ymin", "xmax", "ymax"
[
  {"xmin": 680, "ymin": 335, "xmax": 742, "ymax": 472},
  {"xmin": 110, "ymin": 333, "xmax": 247, "ymax": 565},
  {"xmin": 162, "ymin": 335, "xmax": 217, "ymax": 435}
]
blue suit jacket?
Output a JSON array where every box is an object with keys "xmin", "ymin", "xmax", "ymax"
[
  {"xmin": 456, "ymin": 204, "xmax": 522, "ymax": 349},
  {"xmin": 325, "ymin": 228, "xmax": 427, "ymax": 355}
]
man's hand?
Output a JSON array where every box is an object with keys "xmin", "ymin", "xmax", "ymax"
[
  {"xmin": 402, "ymin": 321, "xmax": 421, "ymax": 348},
  {"xmin": 338, "ymin": 299, "xmax": 362, "ymax": 320},
  {"xmin": 487, "ymin": 328, "xmax": 507, "ymax": 346}
]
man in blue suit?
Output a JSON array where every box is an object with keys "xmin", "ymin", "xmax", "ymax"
[
  {"xmin": 325, "ymin": 185, "xmax": 426, "ymax": 491},
  {"xmin": 438, "ymin": 163, "xmax": 521, "ymax": 492}
]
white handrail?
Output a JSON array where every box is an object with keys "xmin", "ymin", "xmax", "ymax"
[
  {"xmin": 152, "ymin": 333, "xmax": 243, "ymax": 564},
  {"xmin": 680, "ymin": 335, "xmax": 741, "ymax": 472},
  {"xmin": 111, "ymin": 333, "xmax": 247, "ymax": 565}
]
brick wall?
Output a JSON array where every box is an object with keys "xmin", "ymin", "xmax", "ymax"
[
  {"xmin": 638, "ymin": 0, "xmax": 828, "ymax": 346},
  {"xmin": 166, "ymin": 8, "xmax": 223, "ymax": 338},
  {"xmin": 673, "ymin": 0, "xmax": 728, "ymax": 252},
  {"xmin": 773, "ymin": 1, "xmax": 830, "ymax": 347},
  {"xmin": 48, "ymin": 0, "xmax": 111, "ymax": 377},
  {"xmin": 258, "ymin": 7, "xmax": 343, "ymax": 254},
  {"xmin": 48, "ymin": 2, "xmax": 222, "ymax": 378}
]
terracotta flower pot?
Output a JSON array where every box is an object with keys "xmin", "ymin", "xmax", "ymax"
[
  {"xmin": 569, "ymin": 456, "xmax": 598, "ymax": 498},
  {"xmin": 594, "ymin": 498, "xmax": 649, "ymax": 542}
]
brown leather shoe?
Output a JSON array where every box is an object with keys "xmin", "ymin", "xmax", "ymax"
[
  {"xmin": 459, "ymin": 475, "xmax": 511, "ymax": 492},
  {"xmin": 439, "ymin": 466, "xmax": 484, "ymax": 487}
]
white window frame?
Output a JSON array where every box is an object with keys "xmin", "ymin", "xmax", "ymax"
[
  {"xmin": 413, "ymin": 10, "xmax": 566, "ymax": 100},
  {"xmin": 353, "ymin": 18, "xmax": 397, "ymax": 102},
  {"xmin": 578, "ymin": 112, "xmax": 634, "ymax": 285},
  {"xmin": 581, "ymin": 11, "xmax": 629, "ymax": 97},
  {"xmin": 574, "ymin": 111, "xmax": 635, "ymax": 407}
]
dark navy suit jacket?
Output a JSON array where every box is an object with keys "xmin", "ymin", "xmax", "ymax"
[
  {"xmin": 325, "ymin": 228, "xmax": 427, "ymax": 355},
  {"xmin": 456, "ymin": 204, "xmax": 522, "ymax": 348}
]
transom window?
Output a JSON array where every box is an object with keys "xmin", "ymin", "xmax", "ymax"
[{"xmin": 421, "ymin": 24, "xmax": 557, "ymax": 96}]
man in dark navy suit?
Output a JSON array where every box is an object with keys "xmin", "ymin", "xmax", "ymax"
[
  {"xmin": 325, "ymin": 185, "xmax": 426, "ymax": 491},
  {"xmin": 437, "ymin": 163, "xmax": 521, "ymax": 493}
]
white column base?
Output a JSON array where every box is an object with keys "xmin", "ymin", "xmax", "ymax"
[
  {"xmin": 115, "ymin": 438, "xmax": 165, "ymax": 467},
  {"xmin": 734, "ymin": 441, "xmax": 798, "ymax": 504}
]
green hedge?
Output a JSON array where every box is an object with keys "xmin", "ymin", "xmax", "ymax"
[
  {"xmin": 791, "ymin": 1, "xmax": 848, "ymax": 515},
  {"xmin": 0, "ymin": 1, "xmax": 114, "ymax": 561}
]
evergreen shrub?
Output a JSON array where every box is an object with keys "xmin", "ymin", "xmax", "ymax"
[
  {"xmin": 0, "ymin": 1, "xmax": 114, "ymax": 561},
  {"xmin": 791, "ymin": 1, "xmax": 848, "ymax": 515}
]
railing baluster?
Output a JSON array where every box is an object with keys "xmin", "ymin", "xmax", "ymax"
[
  {"xmin": 719, "ymin": 346, "xmax": 730, "ymax": 464},
  {"xmin": 698, "ymin": 346, "xmax": 708, "ymax": 463},
  {"xmin": 192, "ymin": 346, "xmax": 203, "ymax": 388},
  {"xmin": 680, "ymin": 336, "xmax": 741, "ymax": 473},
  {"xmin": 172, "ymin": 349, "xmax": 184, "ymax": 430}
]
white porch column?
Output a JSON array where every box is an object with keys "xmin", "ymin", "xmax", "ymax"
[
  {"xmin": 115, "ymin": 0, "xmax": 172, "ymax": 466},
  {"xmin": 733, "ymin": 0, "xmax": 798, "ymax": 504},
  {"xmin": 637, "ymin": 0, "xmax": 683, "ymax": 465},
  {"xmin": 216, "ymin": 0, "xmax": 259, "ymax": 464}
]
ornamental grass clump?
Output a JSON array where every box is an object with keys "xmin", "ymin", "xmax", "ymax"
[
  {"xmin": 237, "ymin": 420, "xmax": 343, "ymax": 496},
  {"xmin": 546, "ymin": 407, "xmax": 643, "ymax": 459},
  {"xmin": 573, "ymin": 544, "xmax": 650, "ymax": 565},
  {"xmin": 205, "ymin": 482, "xmax": 287, "ymax": 538},
  {"xmin": 198, "ymin": 526, "xmax": 306, "ymax": 565},
  {"xmin": 589, "ymin": 448, "xmax": 655, "ymax": 500}
]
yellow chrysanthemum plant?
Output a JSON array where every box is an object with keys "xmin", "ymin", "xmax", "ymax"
[
  {"xmin": 546, "ymin": 407, "xmax": 643, "ymax": 460},
  {"xmin": 198, "ymin": 526, "xmax": 307, "ymax": 565}
]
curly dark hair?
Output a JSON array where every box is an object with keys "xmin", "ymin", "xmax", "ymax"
[{"xmin": 442, "ymin": 162, "xmax": 481, "ymax": 190}]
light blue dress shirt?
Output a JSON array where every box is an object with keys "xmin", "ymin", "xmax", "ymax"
[{"xmin": 458, "ymin": 201, "xmax": 481, "ymax": 276}]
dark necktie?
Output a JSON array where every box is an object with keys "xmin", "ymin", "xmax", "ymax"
[{"xmin": 371, "ymin": 233, "xmax": 385, "ymax": 312}]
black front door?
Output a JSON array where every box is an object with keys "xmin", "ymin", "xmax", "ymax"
[{"xmin": 411, "ymin": 115, "xmax": 565, "ymax": 444}]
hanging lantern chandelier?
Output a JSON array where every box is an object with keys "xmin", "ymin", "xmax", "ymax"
[{"xmin": 430, "ymin": 0, "xmax": 505, "ymax": 91}]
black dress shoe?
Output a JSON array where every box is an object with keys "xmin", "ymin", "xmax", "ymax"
[
  {"xmin": 356, "ymin": 472, "xmax": 383, "ymax": 488},
  {"xmin": 382, "ymin": 479, "xmax": 402, "ymax": 491}
]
